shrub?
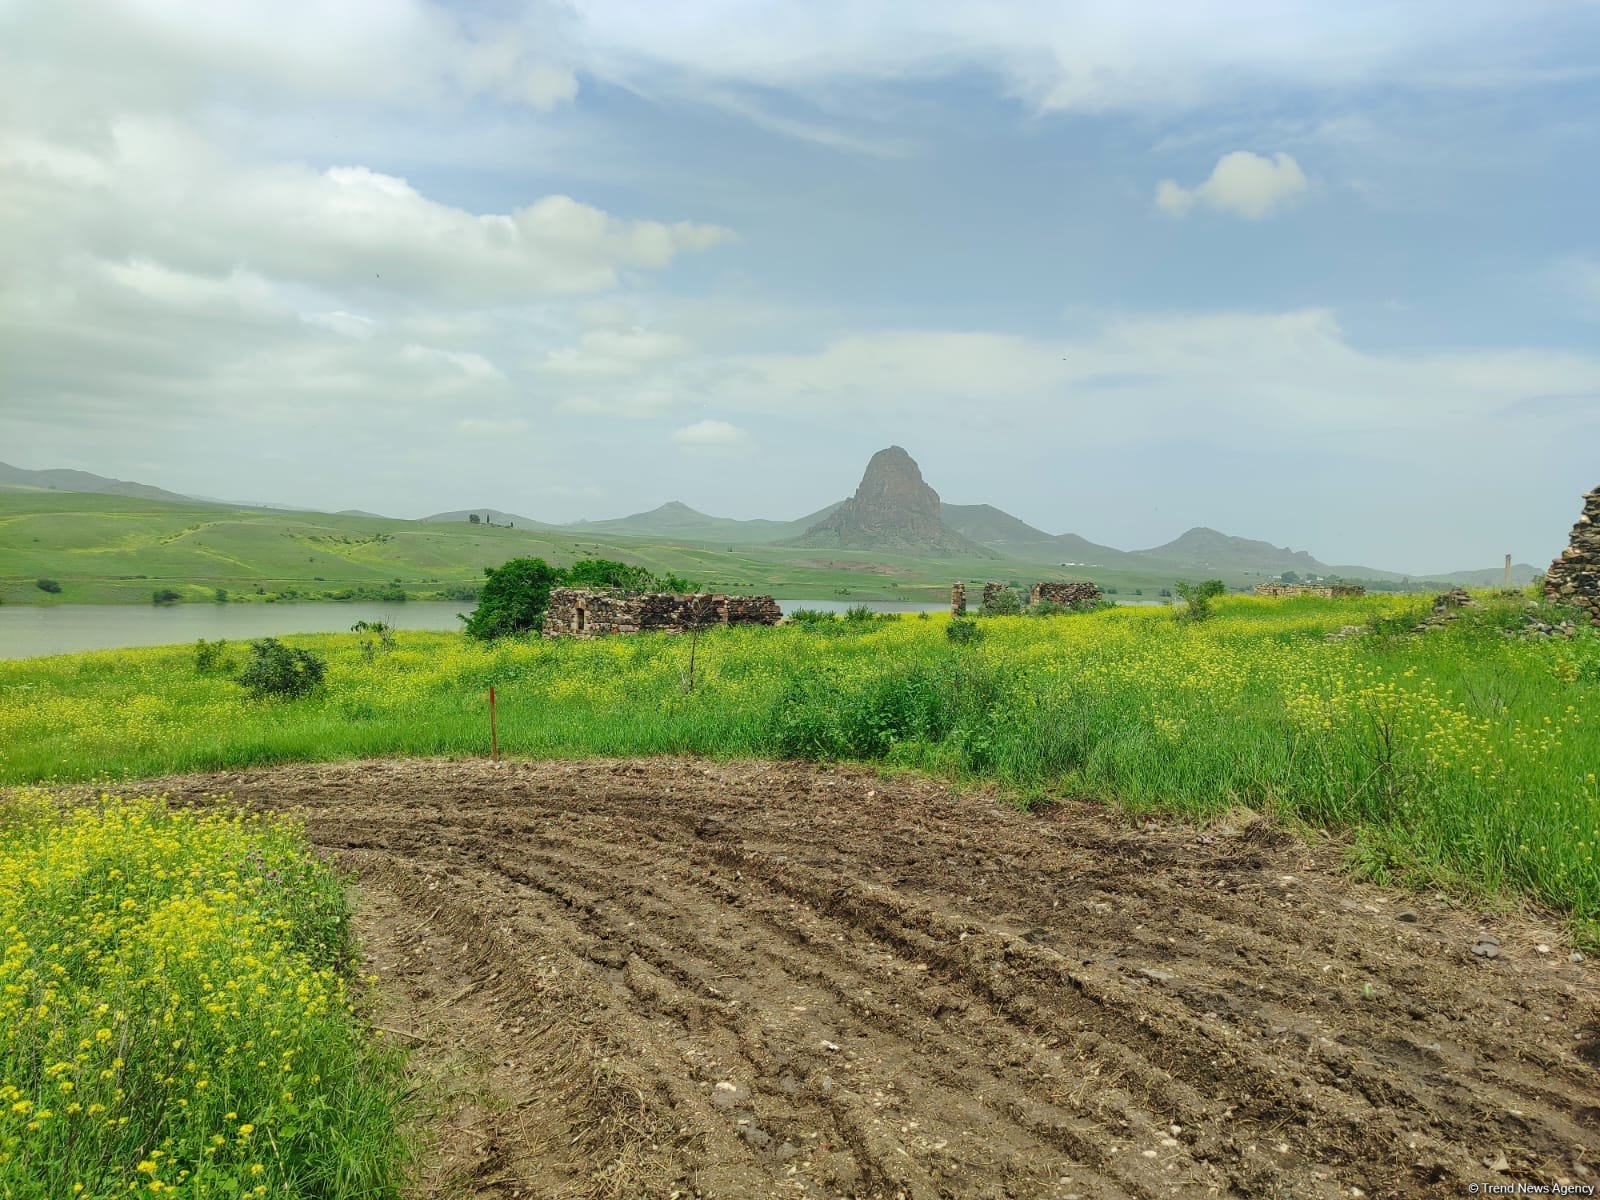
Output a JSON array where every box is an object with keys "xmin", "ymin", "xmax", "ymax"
[
  {"xmin": 980, "ymin": 587, "xmax": 1022, "ymax": 617},
  {"xmin": 843, "ymin": 604, "xmax": 875, "ymax": 622},
  {"xmin": 787, "ymin": 608, "xmax": 836, "ymax": 626},
  {"xmin": 946, "ymin": 617, "xmax": 983, "ymax": 645},
  {"xmin": 34, "ymin": 578, "xmax": 61, "ymax": 594},
  {"xmin": 1030, "ymin": 599, "xmax": 1067, "ymax": 617},
  {"xmin": 213, "ymin": 587, "xmax": 228, "ymax": 603},
  {"xmin": 193, "ymin": 638, "xmax": 230, "ymax": 674},
  {"xmin": 152, "ymin": 588, "xmax": 182, "ymax": 605},
  {"xmin": 237, "ymin": 638, "xmax": 326, "ymax": 699},
  {"xmin": 462, "ymin": 557, "xmax": 563, "ymax": 640},
  {"xmin": 1174, "ymin": 579, "xmax": 1226, "ymax": 622}
]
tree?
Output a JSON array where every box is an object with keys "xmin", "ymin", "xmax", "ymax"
[
  {"xmin": 152, "ymin": 588, "xmax": 182, "ymax": 605},
  {"xmin": 35, "ymin": 578, "xmax": 61, "ymax": 594},
  {"xmin": 462, "ymin": 557, "xmax": 562, "ymax": 640},
  {"xmin": 468, "ymin": 513, "xmax": 480, "ymax": 524},
  {"xmin": 1174, "ymin": 579, "xmax": 1226, "ymax": 622},
  {"xmin": 1280, "ymin": 570, "xmax": 1300, "ymax": 583}
]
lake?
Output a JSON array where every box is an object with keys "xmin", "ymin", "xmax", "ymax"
[{"xmin": 0, "ymin": 599, "xmax": 946, "ymax": 660}]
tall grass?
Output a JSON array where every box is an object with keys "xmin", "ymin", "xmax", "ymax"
[
  {"xmin": 0, "ymin": 795, "xmax": 409, "ymax": 1198},
  {"xmin": 3, "ymin": 593, "xmax": 1598, "ymax": 930}
]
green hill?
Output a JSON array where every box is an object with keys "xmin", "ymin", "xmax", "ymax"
[{"xmin": 0, "ymin": 490, "xmax": 1107, "ymax": 606}]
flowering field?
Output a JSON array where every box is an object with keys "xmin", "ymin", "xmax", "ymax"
[
  {"xmin": 0, "ymin": 797, "xmax": 407, "ymax": 1198},
  {"xmin": 3, "ymin": 592, "xmax": 1599, "ymax": 932}
]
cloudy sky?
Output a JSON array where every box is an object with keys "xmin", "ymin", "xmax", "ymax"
[{"xmin": 3, "ymin": 0, "xmax": 1597, "ymax": 572}]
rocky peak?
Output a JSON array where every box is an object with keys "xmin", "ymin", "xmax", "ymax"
[{"xmin": 791, "ymin": 446, "xmax": 991, "ymax": 555}]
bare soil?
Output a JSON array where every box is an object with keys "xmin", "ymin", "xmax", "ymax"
[{"xmin": 144, "ymin": 757, "xmax": 1600, "ymax": 1200}]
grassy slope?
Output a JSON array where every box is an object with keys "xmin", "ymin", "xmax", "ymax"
[
  {"xmin": 3, "ymin": 593, "xmax": 1598, "ymax": 936},
  {"xmin": 0, "ymin": 490, "xmax": 1187, "ymax": 606}
]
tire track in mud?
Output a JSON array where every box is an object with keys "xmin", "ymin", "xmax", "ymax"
[{"xmin": 145, "ymin": 758, "xmax": 1600, "ymax": 1200}]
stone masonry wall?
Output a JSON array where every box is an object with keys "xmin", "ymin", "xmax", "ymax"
[
  {"xmin": 544, "ymin": 588, "xmax": 782, "ymax": 639},
  {"xmin": 1544, "ymin": 485, "xmax": 1600, "ymax": 627},
  {"xmin": 1253, "ymin": 583, "xmax": 1367, "ymax": 599},
  {"xmin": 950, "ymin": 582, "xmax": 967, "ymax": 617},
  {"xmin": 1029, "ymin": 581, "xmax": 1104, "ymax": 609}
]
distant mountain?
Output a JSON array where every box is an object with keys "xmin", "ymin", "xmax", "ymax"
[
  {"xmin": 336, "ymin": 509, "xmax": 392, "ymax": 519},
  {"xmin": 792, "ymin": 447, "xmax": 995, "ymax": 556},
  {"xmin": 0, "ymin": 461, "xmax": 194, "ymax": 505},
  {"xmin": 1132, "ymin": 527, "xmax": 1329, "ymax": 574},
  {"xmin": 563, "ymin": 499, "xmax": 844, "ymax": 544},
  {"xmin": 940, "ymin": 503, "xmax": 1132, "ymax": 566},
  {"xmin": 1419, "ymin": 563, "xmax": 1541, "ymax": 588},
  {"xmin": 420, "ymin": 508, "xmax": 551, "ymax": 528}
]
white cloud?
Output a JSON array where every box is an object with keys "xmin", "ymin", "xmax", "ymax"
[
  {"xmin": 456, "ymin": 417, "xmax": 530, "ymax": 436},
  {"xmin": 706, "ymin": 310, "xmax": 1600, "ymax": 448},
  {"xmin": 0, "ymin": 119, "xmax": 733, "ymax": 304},
  {"xmin": 1156, "ymin": 151, "xmax": 1308, "ymax": 219},
  {"xmin": 671, "ymin": 419, "xmax": 749, "ymax": 449},
  {"xmin": 542, "ymin": 329, "xmax": 694, "ymax": 376},
  {"xmin": 573, "ymin": 2, "xmax": 1585, "ymax": 116}
]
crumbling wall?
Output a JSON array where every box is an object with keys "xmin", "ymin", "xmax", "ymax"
[
  {"xmin": 544, "ymin": 589, "xmax": 782, "ymax": 639},
  {"xmin": 1545, "ymin": 485, "xmax": 1600, "ymax": 627},
  {"xmin": 1253, "ymin": 583, "xmax": 1366, "ymax": 599},
  {"xmin": 950, "ymin": 582, "xmax": 967, "ymax": 617},
  {"xmin": 1029, "ymin": 581, "xmax": 1103, "ymax": 609},
  {"xmin": 980, "ymin": 582, "xmax": 1005, "ymax": 609}
]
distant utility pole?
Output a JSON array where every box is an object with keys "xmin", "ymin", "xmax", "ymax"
[{"xmin": 1504, "ymin": 553, "xmax": 1512, "ymax": 589}]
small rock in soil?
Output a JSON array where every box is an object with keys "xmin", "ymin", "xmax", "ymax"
[
  {"xmin": 1394, "ymin": 909, "xmax": 1419, "ymax": 923},
  {"xmin": 712, "ymin": 1081, "xmax": 750, "ymax": 1109},
  {"xmin": 1472, "ymin": 941, "xmax": 1501, "ymax": 959}
]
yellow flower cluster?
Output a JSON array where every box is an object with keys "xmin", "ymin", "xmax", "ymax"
[{"xmin": 0, "ymin": 796, "xmax": 396, "ymax": 1198}]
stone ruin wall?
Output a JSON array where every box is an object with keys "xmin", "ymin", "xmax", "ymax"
[
  {"xmin": 1028, "ymin": 581, "xmax": 1104, "ymax": 609},
  {"xmin": 1253, "ymin": 583, "xmax": 1367, "ymax": 599},
  {"xmin": 1544, "ymin": 484, "xmax": 1600, "ymax": 626},
  {"xmin": 949, "ymin": 580, "xmax": 1103, "ymax": 612},
  {"xmin": 544, "ymin": 588, "xmax": 782, "ymax": 639}
]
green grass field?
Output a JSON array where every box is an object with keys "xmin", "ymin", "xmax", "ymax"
[
  {"xmin": 0, "ymin": 489, "xmax": 1219, "ymax": 607},
  {"xmin": 4, "ymin": 591, "xmax": 1598, "ymax": 938}
]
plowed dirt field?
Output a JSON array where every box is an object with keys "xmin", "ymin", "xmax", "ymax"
[{"xmin": 147, "ymin": 758, "xmax": 1600, "ymax": 1200}]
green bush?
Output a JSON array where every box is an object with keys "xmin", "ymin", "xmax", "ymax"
[
  {"xmin": 843, "ymin": 604, "xmax": 875, "ymax": 622},
  {"xmin": 34, "ymin": 579, "xmax": 61, "ymax": 594},
  {"xmin": 1174, "ymin": 579, "xmax": 1226, "ymax": 622},
  {"xmin": 237, "ymin": 638, "xmax": 327, "ymax": 700},
  {"xmin": 193, "ymin": 638, "xmax": 230, "ymax": 674},
  {"xmin": 946, "ymin": 617, "xmax": 983, "ymax": 644},
  {"xmin": 787, "ymin": 608, "xmax": 836, "ymax": 626},
  {"xmin": 152, "ymin": 588, "xmax": 182, "ymax": 605},
  {"xmin": 462, "ymin": 557, "xmax": 563, "ymax": 640},
  {"xmin": 980, "ymin": 587, "xmax": 1022, "ymax": 617}
]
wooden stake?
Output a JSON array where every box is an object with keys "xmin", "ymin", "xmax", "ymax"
[{"xmin": 489, "ymin": 685, "xmax": 499, "ymax": 762}]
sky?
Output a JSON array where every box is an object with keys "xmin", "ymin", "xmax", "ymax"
[{"xmin": 2, "ymin": 0, "xmax": 1598, "ymax": 573}]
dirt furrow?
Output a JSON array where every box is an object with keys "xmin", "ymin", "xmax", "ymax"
[{"xmin": 139, "ymin": 757, "xmax": 1600, "ymax": 1200}]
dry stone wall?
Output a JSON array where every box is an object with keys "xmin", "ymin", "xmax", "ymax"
[
  {"xmin": 1545, "ymin": 486, "xmax": 1600, "ymax": 627},
  {"xmin": 950, "ymin": 582, "xmax": 967, "ymax": 616},
  {"xmin": 1029, "ymin": 581, "xmax": 1104, "ymax": 609},
  {"xmin": 1253, "ymin": 583, "xmax": 1366, "ymax": 599},
  {"xmin": 544, "ymin": 589, "xmax": 782, "ymax": 639}
]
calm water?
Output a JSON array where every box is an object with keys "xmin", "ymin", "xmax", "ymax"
[{"xmin": 0, "ymin": 600, "xmax": 946, "ymax": 660}]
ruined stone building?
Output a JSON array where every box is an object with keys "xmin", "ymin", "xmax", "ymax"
[
  {"xmin": 950, "ymin": 580, "xmax": 1104, "ymax": 614},
  {"xmin": 543, "ymin": 589, "xmax": 782, "ymax": 639},
  {"xmin": 1028, "ymin": 581, "xmax": 1104, "ymax": 608},
  {"xmin": 1253, "ymin": 583, "xmax": 1367, "ymax": 599},
  {"xmin": 1545, "ymin": 485, "xmax": 1600, "ymax": 626}
]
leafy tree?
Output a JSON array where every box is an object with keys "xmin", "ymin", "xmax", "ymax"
[
  {"xmin": 152, "ymin": 588, "xmax": 182, "ymax": 605},
  {"xmin": 468, "ymin": 513, "xmax": 480, "ymax": 524},
  {"xmin": 1280, "ymin": 570, "xmax": 1300, "ymax": 583},
  {"xmin": 35, "ymin": 579, "xmax": 61, "ymax": 594},
  {"xmin": 462, "ymin": 557, "xmax": 563, "ymax": 640},
  {"xmin": 1174, "ymin": 579, "xmax": 1226, "ymax": 622},
  {"xmin": 237, "ymin": 638, "xmax": 326, "ymax": 699}
]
